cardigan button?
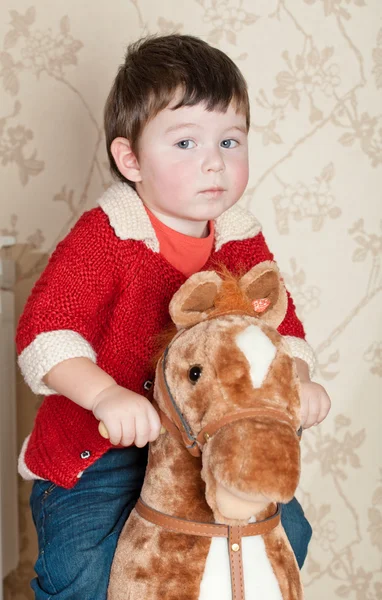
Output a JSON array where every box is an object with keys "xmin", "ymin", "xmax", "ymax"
[
  {"xmin": 80, "ymin": 450, "xmax": 91, "ymax": 459},
  {"xmin": 143, "ymin": 380, "xmax": 153, "ymax": 391}
]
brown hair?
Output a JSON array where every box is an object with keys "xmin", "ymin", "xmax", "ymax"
[{"xmin": 104, "ymin": 34, "xmax": 250, "ymax": 187}]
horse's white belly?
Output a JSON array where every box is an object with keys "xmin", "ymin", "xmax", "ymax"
[{"xmin": 198, "ymin": 535, "xmax": 283, "ymax": 600}]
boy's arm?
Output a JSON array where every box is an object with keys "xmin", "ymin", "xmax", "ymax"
[
  {"xmin": 246, "ymin": 233, "xmax": 332, "ymax": 426},
  {"xmin": 17, "ymin": 209, "xmax": 161, "ymax": 446},
  {"xmin": 16, "ymin": 208, "xmax": 117, "ymax": 395},
  {"xmin": 294, "ymin": 357, "xmax": 310, "ymax": 382},
  {"xmin": 294, "ymin": 357, "xmax": 331, "ymax": 428},
  {"xmin": 245, "ymin": 232, "xmax": 316, "ymax": 377},
  {"xmin": 277, "ymin": 290, "xmax": 316, "ymax": 378},
  {"xmin": 43, "ymin": 357, "xmax": 116, "ymax": 409},
  {"xmin": 43, "ymin": 357, "xmax": 161, "ymax": 446}
]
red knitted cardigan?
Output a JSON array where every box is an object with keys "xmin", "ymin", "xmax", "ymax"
[{"xmin": 16, "ymin": 198, "xmax": 309, "ymax": 488}]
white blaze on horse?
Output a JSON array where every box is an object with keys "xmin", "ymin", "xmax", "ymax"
[{"xmin": 107, "ymin": 261, "xmax": 304, "ymax": 600}]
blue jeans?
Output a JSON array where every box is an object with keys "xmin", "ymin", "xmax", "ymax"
[{"xmin": 30, "ymin": 447, "xmax": 312, "ymax": 599}]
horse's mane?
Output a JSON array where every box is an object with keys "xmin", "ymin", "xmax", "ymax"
[
  {"xmin": 151, "ymin": 324, "xmax": 179, "ymax": 368},
  {"xmin": 151, "ymin": 266, "xmax": 254, "ymax": 369}
]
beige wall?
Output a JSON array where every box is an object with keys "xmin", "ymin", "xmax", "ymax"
[{"xmin": 1, "ymin": 0, "xmax": 381, "ymax": 598}]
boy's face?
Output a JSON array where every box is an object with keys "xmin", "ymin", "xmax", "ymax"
[{"xmin": 134, "ymin": 96, "xmax": 249, "ymax": 230}]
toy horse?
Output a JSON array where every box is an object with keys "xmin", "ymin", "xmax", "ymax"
[{"xmin": 107, "ymin": 261, "xmax": 304, "ymax": 600}]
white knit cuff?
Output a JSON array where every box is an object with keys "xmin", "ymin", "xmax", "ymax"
[
  {"xmin": 18, "ymin": 330, "xmax": 97, "ymax": 396},
  {"xmin": 18, "ymin": 435, "xmax": 45, "ymax": 481},
  {"xmin": 283, "ymin": 336, "xmax": 316, "ymax": 379}
]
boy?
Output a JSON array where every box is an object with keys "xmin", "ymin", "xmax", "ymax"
[{"xmin": 17, "ymin": 34, "xmax": 330, "ymax": 599}]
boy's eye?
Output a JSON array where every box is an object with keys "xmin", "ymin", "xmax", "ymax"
[
  {"xmin": 176, "ymin": 140, "xmax": 196, "ymax": 149},
  {"xmin": 221, "ymin": 139, "xmax": 238, "ymax": 149}
]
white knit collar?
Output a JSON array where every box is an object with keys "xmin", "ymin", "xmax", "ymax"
[{"xmin": 98, "ymin": 182, "xmax": 261, "ymax": 253}]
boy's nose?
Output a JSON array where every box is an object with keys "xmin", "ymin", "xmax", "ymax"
[{"xmin": 202, "ymin": 149, "xmax": 225, "ymax": 173}]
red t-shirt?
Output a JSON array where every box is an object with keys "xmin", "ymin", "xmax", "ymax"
[{"xmin": 145, "ymin": 208, "xmax": 215, "ymax": 278}]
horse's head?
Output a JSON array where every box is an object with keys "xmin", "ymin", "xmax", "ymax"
[{"xmin": 153, "ymin": 261, "xmax": 301, "ymax": 524}]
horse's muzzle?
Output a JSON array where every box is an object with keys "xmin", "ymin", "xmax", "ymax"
[{"xmin": 203, "ymin": 417, "xmax": 300, "ymax": 504}]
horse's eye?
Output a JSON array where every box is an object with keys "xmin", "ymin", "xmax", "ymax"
[{"xmin": 188, "ymin": 366, "xmax": 202, "ymax": 384}]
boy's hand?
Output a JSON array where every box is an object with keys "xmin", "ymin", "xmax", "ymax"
[
  {"xmin": 300, "ymin": 381, "xmax": 331, "ymax": 429},
  {"xmin": 92, "ymin": 383, "xmax": 161, "ymax": 447}
]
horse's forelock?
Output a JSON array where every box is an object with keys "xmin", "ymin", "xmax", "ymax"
[
  {"xmin": 211, "ymin": 266, "xmax": 254, "ymax": 318},
  {"xmin": 152, "ymin": 268, "xmax": 254, "ymax": 368}
]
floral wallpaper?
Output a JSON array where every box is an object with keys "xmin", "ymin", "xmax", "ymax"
[{"xmin": 1, "ymin": 0, "xmax": 381, "ymax": 598}]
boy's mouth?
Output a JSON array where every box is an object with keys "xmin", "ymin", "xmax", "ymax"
[
  {"xmin": 200, "ymin": 187, "xmax": 226, "ymax": 196},
  {"xmin": 201, "ymin": 186, "xmax": 225, "ymax": 192}
]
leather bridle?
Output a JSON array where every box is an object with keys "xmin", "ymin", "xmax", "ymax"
[{"xmin": 154, "ymin": 313, "xmax": 301, "ymax": 457}]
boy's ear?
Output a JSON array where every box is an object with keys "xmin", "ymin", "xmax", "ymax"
[{"xmin": 110, "ymin": 137, "xmax": 142, "ymax": 183}]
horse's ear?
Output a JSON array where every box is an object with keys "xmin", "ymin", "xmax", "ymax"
[
  {"xmin": 169, "ymin": 271, "xmax": 223, "ymax": 329},
  {"xmin": 239, "ymin": 261, "xmax": 288, "ymax": 329}
]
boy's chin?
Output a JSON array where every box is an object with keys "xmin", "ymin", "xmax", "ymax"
[{"xmin": 191, "ymin": 198, "xmax": 240, "ymax": 220}]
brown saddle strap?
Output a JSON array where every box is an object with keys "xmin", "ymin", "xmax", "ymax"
[{"xmin": 135, "ymin": 498, "xmax": 281, "ymax": 600}]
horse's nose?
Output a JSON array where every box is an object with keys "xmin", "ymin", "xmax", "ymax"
[{"xmin": 203, "ymin": 417, "xmax": 300, "ymax": 504}]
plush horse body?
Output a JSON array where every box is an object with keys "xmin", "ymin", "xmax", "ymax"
[{"xmin": 107, "ymin": 262, "xmax": 304, "ymax": 600}]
